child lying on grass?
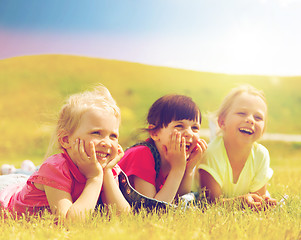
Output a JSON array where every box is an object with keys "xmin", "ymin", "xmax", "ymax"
[{"xmin": 0, "ymin": 85, "xmax": 130, "ymax": 220}]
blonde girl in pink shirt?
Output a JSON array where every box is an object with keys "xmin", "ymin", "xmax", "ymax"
[{"xmin": 0, "ymin": 85, "xmax": 130, "ymax": 220}]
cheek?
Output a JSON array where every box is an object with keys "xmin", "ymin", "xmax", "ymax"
[
  {"xmin": 192, "ymin": 134, "xmax": 199, "ymax": 142},
  {"xmin": 257, "ymin": 122, "xmax": 266, "ymax": 131},
  {"xmin": 112, "ymin": 141, "xmax": 119, "ymax": 152},
  {"xmin": 89, "ymin": 138, "xmax": 98, "ymax": 144}
]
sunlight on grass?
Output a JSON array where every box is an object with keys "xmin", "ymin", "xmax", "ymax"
[
  {"xmin": 1, "ymin": 199, "xmax": 300, "ymax": 240},
  {"xmin": 0, "ymin": 55, "xmax": 300, "ymax": 239}
]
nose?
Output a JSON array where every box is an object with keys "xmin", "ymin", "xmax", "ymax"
[
  {"xmin": 98, "ymin": 137, "xmax": 112, "ymax": 147},
  {"xmin": 246, "ymin": 114, "xmax": 255, "ymax": 124},
  {"xmin": 182, "ymin": 128, "xmax": 194, "ymax": 138}
]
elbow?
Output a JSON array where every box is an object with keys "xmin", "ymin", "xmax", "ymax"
[
  {"xmin": 120, "ymin": 204, "xmax": 131, "ymax": 214},
  {"xmin": 65, "ymin": 208, "xmax": 90, "ymax": 221},
  {"xmin": 115, "ymin": 203, "xmax": 132, "ymax": 215}
]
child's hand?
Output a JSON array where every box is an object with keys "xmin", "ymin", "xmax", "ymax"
[
  {"xmin": 262, "ymin": 195, "xmax": 277, "ymax": 209},
  {"xmin": 186, "ymin": 138, "xmax": 207, "ymax": 171},
  {"xmin": 163, "ymin": 130, "xmax": 186, "ymax": 170},
  {"xmin": 242, "ymin": 193, "xmax": 263, "ymax": 210},
  {"xmin": 73, "ymin": 139, "xmax": 103, "ymax": 179},
  {"xmin": 103, "ymin": 144, "xmax": 124, "ymax": 170}
]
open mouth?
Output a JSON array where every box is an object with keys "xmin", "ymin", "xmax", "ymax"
[
  {"xmin": 96, "ymin": 151, "xmax": 110, "ymax": 159},
  {"xmin": 185, "ymin": 143, "xmax": 192, "ymax": 152},
  {"xmin": 239, "ymin": 128, "xmax": 254, "ymax": 135}
]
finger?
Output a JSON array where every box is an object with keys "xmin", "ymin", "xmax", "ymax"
[
  {"xmin": 105, "ymin": 145, "xmax": 124, "ymax": 169},
  {"xmin": 117, "ymin": 144, "xmax": 124, "ymax": 158},
  {"xmin": 181, "ymin": 136, "xmax": 186, "ymax": 153},
  {"xmin": 89, "ymin": 141, "xmax": 97, "ymax": 161},
  {"xmin": 266, "ymin": 197, "xmax": 277, "ymax": 206},
  {"xmin": 72, "ymin": 138, "xmax": 80, "ymax": 164},
  {"xmin": 252, "ymin": 195, "xmax": 263, "ymax": 202},
  {"xmin": 246, "ymin": 195, "xmax": 254, "ymax": 204},
  {"xmin": 75, "ymin": 139, "xmax": 86, "ymax": 164},
  {"xmin": 109, "ymin": 145, "xmax": 124, "ymax": 166},
  {"xmin": 79, "ymin": 139, "xmax": 87, "ymax": 159},
  {"xmin": 173, "ymin": 130, "xmax": 181, "ymax": 151},
  {"xmin": 197, "ymin": 139, "xmax": 208, "ymax": 151}
]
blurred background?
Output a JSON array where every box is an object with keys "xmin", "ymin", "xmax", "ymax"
[{"xmin": 0, "ymin": 0, "xmax": 301, "ymax": 166}]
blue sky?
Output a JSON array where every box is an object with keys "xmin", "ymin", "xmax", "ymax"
[{"xmin": 1, "ymin": 0, "xmax": 301, "ymax": 76}]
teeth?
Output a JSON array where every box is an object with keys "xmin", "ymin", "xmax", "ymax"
[
  {"xmin": 186, "ymin": 143, "xmax": 191, "ymax": 151},
  {"xmin": 239, "ymin": 128, "xmax": 254, "ymax": 135},
  {"xmin": 96, "ymin": 152, "xmax": 109, "ymax": 158}
]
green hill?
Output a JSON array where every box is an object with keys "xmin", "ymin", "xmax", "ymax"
[{"xmin": 0, "ymin": 54, "xmax": 300, "ymax": 163}]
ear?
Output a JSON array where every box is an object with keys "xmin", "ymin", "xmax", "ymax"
[
  {"xmin": 217, "ymin": 116, "xmax": 225, "ymax": 129},
  {"xmin": 58, "ymin": 129, "xmax": 72, "ymax": 149},
  {"xmin": 148, "ymin": 124, "xmax": 160, "ymax": 141}
]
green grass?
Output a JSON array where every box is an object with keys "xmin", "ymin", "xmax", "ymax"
[
  {"xmin": 1, "ymin": 54, "xmax": 301, "ymax": 165},
  {"xmin": 0, "ymin": 197, "xmax": 300, "ymax": 240},
  {"xmin": 0, "ymin": 55, "xmax": 300, "ymax": 239}
]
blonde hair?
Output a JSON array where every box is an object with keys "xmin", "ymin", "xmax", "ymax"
[
  {"xmin": 217, "ymin": 84, "xmax": 266, "ymax": 123},
  {"xmin": 209, "ymin": 85, "xmax": 267, "ymax": 138},
  {"xmin": 45, "ymin": 84, "xmax": 120, "ymax": 158}
]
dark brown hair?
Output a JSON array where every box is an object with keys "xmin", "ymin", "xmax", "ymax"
[{"xmin": 147, "ymin": 94, "xmax": 201, "ymax": 132}]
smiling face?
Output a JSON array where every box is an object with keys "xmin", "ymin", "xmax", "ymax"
[
  {"xmin": 66, "ymin": 108, "xmax": 119, "ymax": 165},
  {"xmin": 218, "ymin": 92, "xmax": 267, "ymax": 146},
  {"xmin": 153, "ymin": 118, "xmax": 201, "ymax": 158}
]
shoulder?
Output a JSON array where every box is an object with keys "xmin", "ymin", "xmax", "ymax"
[
  {"xmin": 43, "ymin": 153, "xmax": 68, "ymax": 164},
  {"xmin": 203, "ymin": 136, "xmax": 225, "ymax": 160},
  {"xmin": 120, "ymin": 145, "xmax": 154, "ymax": 163},
  {"xmin": 29, "ymin": 153, "xmax": 70, "ymax": 181},
  {"xmin": 208, "ymin": 136, "xmax": 224, "ymax": 150},
  {"xmin": 253, "ymin": 142, "xmax": 270, "ymax": 159},
  {"xmin": 251, "ymin": 142, "xmax": 271, "ymax": 169},
  {"xmin": 29, "ymin": 153, "xmax": 74, "ymax": 192},
  {"xmin": 41, "ymin": 153, "xmax": 69, "ymax": 170},
  {"xmin": 198, "ymin": 136, "xmax": 226, "ymax": 176},
  {"xmin": 118, "ymin": 144, "xmax": 157, "ymax": 178}
]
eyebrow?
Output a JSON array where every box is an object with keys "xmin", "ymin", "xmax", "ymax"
[{"xmin": 174, "ymin": 120, "xmax": 200, "ymax": 125}]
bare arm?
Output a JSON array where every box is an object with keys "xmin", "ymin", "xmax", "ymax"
[
  {"xmin": 133, "ymin": 167, "xmax": 185, "ymax": 203},
  {"xmin": 252, "ymin": 184, "xmax": 277, "ymax": 207},
  {"xmin": 199, "ymin": 169, "xmax": 222, "ymax": 201},
  {"xmin": 133, "ymin": 131, "xmax": 186, "ymax": 203},
  {"xmin": 44, "ymin": 175, "xmax": 103, "ymax": 220},
  {"xmin": 100, "ymin": 145, "xmax": 131, "ymax": 213},
  {"xmin": 45, "ymin": 139, "xmax": 104, "ymax": 220},
  {"xmin": 199, "ymin": 169, "xmax": 266, "ymax": 209},
  {"xmin": 177, "ymin": 139, "xmax": 207, "ymax": 196}
]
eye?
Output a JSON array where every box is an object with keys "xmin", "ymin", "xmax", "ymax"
[
  {"xmin": 92, "ymin": 131, "xmax": 101, "ymax": 135},
  {"xmin": 237, "ymin": 112, "xmax": 246, "ymax": 116},
  {"xmin": 175, "ymin": 124, "xmax": 184, "ymax": 129},
  {"xmin": 110, "ymin": 133, "xmax": 118, "ymax": 140},
  {"xmin": 192, "ymin": 125, "xmax": 200, "ymax": 132},
  {"xmin": 254, "ymin": 115, "xmax": 263, "ymax": 121}
]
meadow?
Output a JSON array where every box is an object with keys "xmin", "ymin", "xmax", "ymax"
[{"xmin": 0, "ymin": 55, "xmax": 300, "ymax": 239}]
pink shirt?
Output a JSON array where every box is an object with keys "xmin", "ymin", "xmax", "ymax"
[
  {"xmin": 0, "ymin": 151, "xmax": 120, "ymax": 216},
  {"xmin": 118, "ymin": 145, "xmax": 166, "ymax": 192}
]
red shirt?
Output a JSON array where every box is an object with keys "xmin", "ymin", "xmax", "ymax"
[
  {"xmin": 0, "ymin": 151, "xmax": 119, "ymax": 216},
  {"xmin": 118, "ymin": 145, "xmax": 166, "ymax": 192}
]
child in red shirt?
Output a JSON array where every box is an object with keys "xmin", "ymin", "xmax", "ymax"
[
  {"xmin": 0, "ymin": 85, "xmax": 130, "ymax": 220},
  {"xmin": 118, "ymin": 94, "xmax": 207, "ymax": 204}
]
